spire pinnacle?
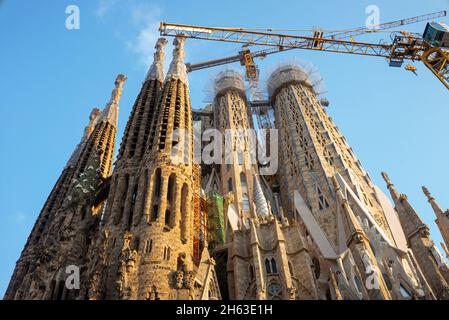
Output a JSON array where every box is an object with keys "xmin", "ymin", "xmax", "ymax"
[
  {"xmin": 422, "ymin": 186, "xmax": 434, "ymax": 201},
  {"xmin": 83, "ymin": 108, "xmax": 101, "ymax": 138},
  {"xmin": 99, "ymin": 74, "xmax": 127, "ymax": 127},
  {"xmin": 66, "ymin": 107, "xmax": 101, "ymax": 169},
  {"xmin": 253, "ymin": 175, "xmax": 269, "ymax": 217},
  {"xmin": 422, "ymin": 185, "xmax": 448, "ymax": 221},
  {"xmin": 442, "ymin": 242, "xmax": 449, "ymax": 259},
  {"xmin": 166, "ymin": 36, "xmax": 188, "ymax": 83},
  {"xmin": 145, "ymin": 37, "xmax": 168, "ymax": 82},
  {"xmin": 381, "ymin": 171, "xmax": 401, "ymax": 199},
  {"xmin": 381, "ymin": 171, "xmax": 393, "ymax": 188}
]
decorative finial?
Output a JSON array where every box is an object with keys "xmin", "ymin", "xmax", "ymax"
[
  {"xmin": 83, "ymin": 108, "xmax": 101, "ymax": 138},
  {"xmin": 166, "ymin": 36, "xmax": 188, "ymax": 83},
  {"xmin": 381, "ymin": 172, "xmax": 393, "ymax": 187},
  {"xmin": 422, "ymin": 186, "xmax": 434, "ymax": 201},
  {"xmin": 145, "ymin": 37, "xmax": 168, "ymax": 82},
  {"xmin": 99, "ymin": 74, "xmax": 127, "ymax": 126}
]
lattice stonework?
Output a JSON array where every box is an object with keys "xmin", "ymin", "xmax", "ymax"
[{"xmin": 192, "ymin": 164, "xmax": 203, "ymax": 266}]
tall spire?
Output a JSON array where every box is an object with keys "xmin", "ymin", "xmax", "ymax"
[
  {"xmin": 422, "ymin": 186, "xmax": 447, "ymax": 218},
  {"xmin": 166, "ymin": 36, "xmax": 187, "ymax": 83},
  {"xmin": 423, "ymin": 186, "xmax": 449, "ymax": 253},
  {"xmin": 254, "ymin": 175, "xmax": 270, "ymax": 217},
  {"xmin": 381, "ymin": 172, "xmax": 400, "ymax": 198},
  {"xmin": 99, "ymin": 74, "xmax": 127, "ymax": 127},
  {"xmin": 145, "ymin": 37, "xmax": 168, "ymax": 82},
  {"xmin": 331, "ymin": 175, "xmax": 391, "ymax": 300},
  {"xmin": 382, "ymin": 173, "xmax": 449, "ymax": 299},
  {"xmin": 381, "ymin": 172, "xmax": 427, "ymax": 234}
]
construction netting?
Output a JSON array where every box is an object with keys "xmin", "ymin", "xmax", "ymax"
[{"xmin": 206, "ymin": 192, "xmax": 225, "ymax": 250}]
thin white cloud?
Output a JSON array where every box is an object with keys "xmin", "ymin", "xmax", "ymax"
[
  {"xmin": 126, "ymin": 5, "xmax": 168, "ymax": 69},
  {"xmin": 95, "ymin": 0, "xmax": 120, "ymax": 18},
  {"xmin": 94, "ymin": 0, "xmax": 170, "ymax": 71}
]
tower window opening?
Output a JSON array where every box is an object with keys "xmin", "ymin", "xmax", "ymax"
[
  {"xmin": 151, "ymin": 168, "xmax": 162, "ymax": 222},
  {"xmin": 146, "ymin": 286, "xmax": 160, "ymax": 300},
  {"xmin": 265, "ymin": 259, "xmax": 271, "ymax": 274},
  {"xmin": 271, "ymin": 258, "xmax": 277, "ymax": 273},
  {"xmin": 128, "ymin": 184, "xmax": 138, "ymax": 228},
  {"xmin": 317, "ymin": 186, "xmax": 330, "ymax": 210},
  {"xmin": 165, "ymin": 174, "xmax": 176, "ymax": 226},
  {"xmin": 242, "ymin": 194, "xmax": 250, "ymax": 211},
  {"xmin": 144, "ymin": 239, "xmax": 153, "ymax": 253},
  {"xmin": 180, "ymin": 183, "xmax": 189, "ymax": 241},
  {"xmin": 240, "ymin": 172, "xmax": 247, "ymax": 189},
  {"xmin": 163, "ymin": 246, "xmax": 171, "ymax": 260}
]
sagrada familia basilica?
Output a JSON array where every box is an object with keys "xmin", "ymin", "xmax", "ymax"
[{"xmin": 5, "ymin": 36, "xmax": 449, "ymax": 300}]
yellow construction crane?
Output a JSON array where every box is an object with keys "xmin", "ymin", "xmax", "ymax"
[{"xmin": 159, "ymin": 11, "xmax": 449, "ymax": 92}]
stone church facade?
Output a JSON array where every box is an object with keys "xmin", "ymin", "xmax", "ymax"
[{"xmin": 5, "ymin": 36, "xmax": 449, "ymax": 300}]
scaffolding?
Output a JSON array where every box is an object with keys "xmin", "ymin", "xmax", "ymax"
[
  {"xmin": 193, "ymin": 164, "xmax": 207, "ymax": 266},
  {"xmin": 206, "ymin": 192, "xmax": 225, "ymax": 250}
]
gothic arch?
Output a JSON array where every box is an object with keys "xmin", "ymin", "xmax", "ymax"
[
  {"xmin": 150, "ymin": 168, "xmax": 162, "ymax": 222},
  {"xmin": 165, "ymin": 173, "xmax": 176, "ymax": 227},
  {"xmin": 180, "ymin": 183, "xmax": 189, "ymax": 241}
]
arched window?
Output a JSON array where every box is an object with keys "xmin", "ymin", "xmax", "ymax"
[
  {"xmin": 128, "ymin": 184, "xmax": 138, "ymax": 228},
  {"xmin": 265, "ymin": 259, "xmax": 271, "ymax": 274},
  {"xmin": 115, "ymin": 174, "xmax": 129, "ymax": 225},
  {"xmin": 240, "ymin": 172, "xmax": 247, "ymax": 188},
  {"xmin": 166, "ymin": 247, "xmax": 171, "ymax": 260},
  {"xmin": 165, "ymin": 173, "xmax": 176, "ymax": 226},
  {"xmin": 151, "ymin": 168, "xmax": 162, "ymax": 222},
  {"xmin": 147, "ymin": 286, "xmax": 159, "ymax": 300},
  {"xmin": 144, "ymin": 239, "xmax": 152, "ymax": 253},
  {"xmin": 180, "ymin": 183, "xmax": 189, "ymax": 240},
  {"xmin": 271, "ymin": 258, "xmax": 277, "ymax": 273},
  {"xmin": 242, "ymin": 194, "xmax": 250, "ymax": 211},
  {"xmin": 154, "ymin": 168, "xmax": 162, "ymax": 197}
]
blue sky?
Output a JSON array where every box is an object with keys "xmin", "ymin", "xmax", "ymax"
[{"xmin": 0, "ymin": 0, "xmax": 448, "ymax": 297}]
